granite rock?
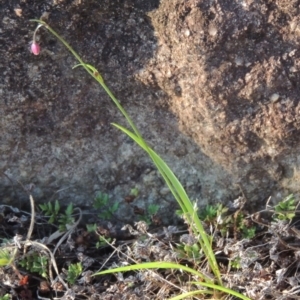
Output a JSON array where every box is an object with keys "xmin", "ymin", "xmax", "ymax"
[{"xmin": 1, "ymin": 0, "xmax": 300, "ymax": 223}]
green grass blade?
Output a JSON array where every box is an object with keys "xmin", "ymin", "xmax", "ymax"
[
  {"xmin": 94, "ymin": 262, "xmax": 208, "ymax": 281},
  {"xmin": 169, "ymin": 290, "xmax": 213, "ymax": 300},
  {"xmin": 93, "ymin": 262, "xmax": 250, "ymax": 299},
  {"xmin": 189, "ymin": 282, "xmax": 251, "ymax": 300}
]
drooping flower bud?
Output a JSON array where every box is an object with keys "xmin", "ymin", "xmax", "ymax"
[{"xmin": 31, "ymin": 41, "xmax": 40, "ymax": 55}]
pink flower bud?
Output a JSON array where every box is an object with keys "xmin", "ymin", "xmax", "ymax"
[{"xmin": 31, "ymin": 41, "xmax": 40, "ymax": 55}]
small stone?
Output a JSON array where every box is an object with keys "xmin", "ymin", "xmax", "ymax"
[
  {"xmin": 159, "ymin": 187, "xmax": 170, "ymax": 195},
  {"xmin": 208, "ymin": 25, "xmax": 218, "ymax": 36},
  {"xmin": 184, "ymin": 29, "xmax": 190, "ymax": 37},
  {"xmin": 14, "ymin": 8, "xmax": 22, "ymax": 17},
  {"xmin": 270, "ymin": 93, "xmax": 280, "ymax": 102},
  {"xmin": 235, "ymin": 57, "xmax": 244, "ymax": 66}
]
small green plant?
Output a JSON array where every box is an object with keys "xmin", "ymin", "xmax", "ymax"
[
  {"xmin": 199, "ymin": 203, "xmax": 228, "ymax": 223},
  {"xmin": 0, "ymin": 248, "xmax": 14, "ymax": 267},
  {"xmin": 138, "ymin": 204, "xmax": 160, "ymax": 224},
  {"xmin": 177, "ymin": 242, "xmax": 201, "ymax": 260},
  {"xmin": 93, "ymin": 192, "xmax": 119, "ymax": 220},
  {"xmin": 19, "ymin": 253, "xmax": 48, "ymax": 278},
  {"xmin": 199, "ymin": 204, "xmax": 218, "ymax": 222},
  {"xmin": 66, "ymin": 262, "xmax": 82, "ymax": 285},
  {"xmin": 39, "ymin": 201, "xmax": 74, "ymax": 231},
  {"xmin": 93, "ymin": 192, "xmax": 109, "ymax": 209},
  {"xmin": 0, "ymin": 294, "xmax": 11, "ymax": 300},
  {"xmin": 198, "ymin": 204, "xmax": 256, "ymax": 239},
  {"xmin": 274, "ymin": 194, "xmax": 296, "ymax": 221},
  {"xmin": 148, "ymin": 204, "xmax": 159, "ymax": 216},
  {"xmin": 235, "ymin": 213, "xmax": 256, "ymax": 239},
  {"xmin": 58, "ymin": 203, "xmax": 74, "ymax": 231},
  {"xmin": 130, "ymin": 187, "xmax": 139, "ymax": 197},
  {"xmin": 240, "ymin": 226, "xmax": 256, "ymax": 239},
  {"xmin": 0, "ymin": 247, "xmax": 23, "ymax": 283},
  {"xmin": 39, "ymin": 200, "xmax": 60, "ymax": 224},
  {"xmin": 86, "ymin": 223, "xmax": 97, "ymax": 233},
  {"xmin": 86, "ymin": 225, "xmax": 111, "ymax": 248},
  {"xmin": 230, "ymin": 256, "xmax": 242, "ymax": 269},
  {"xmin": 96, "ymin": 235, "xmax": 111, "ymax": 249}
]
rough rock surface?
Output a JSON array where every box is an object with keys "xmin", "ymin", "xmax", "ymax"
[
  {"xmin": 1, "ymin": 0, "xmax": 300, "ymax": 223},
  {"xmin": 145, "ymin": 0, "xmax": 300, "ymax": 206}
]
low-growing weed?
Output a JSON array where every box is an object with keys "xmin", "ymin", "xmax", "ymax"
[
  {"xmin": 66, "ymin": 262, "xmax": 83, "ymax": 285},
  {"xmin": 86, "ymin": 224, "xmax": 111, "ymax": 248},
  {"xmin": 39, "ymin": 200, "xmax": 60, "ymax": 224},
  {"xmin": 0, "ymin": 248, "xmax": 14, "ymax": 267},
  {"xmin": 39, "ymin": 201, "xmax": 74, "ymax": 231},
  {"xmin": 274, "ymin": 194, "xmax": 296, "ymax": 221},
  {"xmin": 138, "ymin": 204, "xmax": 160, "ymax": 225},
  {"xmin": 58, "ymin": 203, "xmax": 74, "ymax": 231},
  {"xmin": 18, "ymin": 253, "xmax": 48, "ymax": 279},
  {"xmin": 148, "ymin": 204, "xmax": 159, "ymax": 216},
  {"xmin": 230, "ymin": 256, "xmax": 242, "ymax": 269},
  {"xmin": 96, "ymin": 235, "xmax": 111, "ymax": 249},
  {"xmin": 198, "ymin": 203, "xmax": 256, "ymax": 239},
  {"xmin": 233, "ymin": 212, "xmax": 256, "ymax": 239},
  {"xmin": 93, "ymin": 192, "xmax": 119, "ymax": 220},
  {"xmin": 177, "ymin": 242, "xmax": 201, "ymax": 260},
  {"xmin": 86, "ymin": 223, "xmax": 97, "ymax": 233},
  {"xmin": 199, "ymin": 203, "xmax": 227, "ymax": 223},
  {"xmin": 130, "ymin": 187, "xmax": 139, "ymax": 197}
]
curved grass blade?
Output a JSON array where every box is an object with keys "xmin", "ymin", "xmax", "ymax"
[
  {"xmin": 189, "ymin": 281, "xmax": 251, "ymax": 300},
  {"xmin": 112, "ymin": 123, "xmax": 221, "ymax": 283},
  {"xmin": 94, "ymin": 261, "xmax": 208, "ymax": 281},
  {"xmin": 169, "ymin": 290, "xmax": 213, "ymax": 300}
]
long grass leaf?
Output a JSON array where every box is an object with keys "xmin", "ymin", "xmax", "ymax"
[
  {"xmin": 93, "ymin": 262, "xmax": 250, "ymax": 299},
  {"xmin": 169, "ymin": 290, "xmax": 213, "ymax": 300},
  {"xmin": 94, "ymin": 262, "xmax": 208, "ymax": 280},
  {"xmin": 189, "ymin": 282, "xmax": 251, "ymax": 300}
]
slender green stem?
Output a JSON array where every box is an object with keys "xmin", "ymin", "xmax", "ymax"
[{"xmin": 30, "ymin": 19, "xmax": 145, "ymax": 144}]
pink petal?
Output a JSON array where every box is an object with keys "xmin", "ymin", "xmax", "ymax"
[{"xmin": 31, "ymin": 42, "xmax": 40, "ymax": 55}]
